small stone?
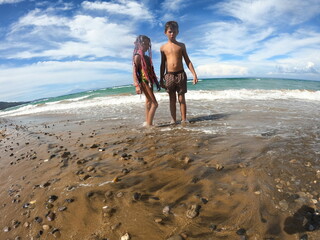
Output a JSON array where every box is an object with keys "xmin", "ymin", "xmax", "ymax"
[
  {"xmin": 35, "ymin": 216, "xmax": 43, "ymax": 223},
  {"xmin": 43, "ymin": 225, "xmax": 51, "ymax": 231},
  {"xmin": 46, "ymin": 211, "xmax": 56, "ymax": 221},
  {"xmin": 167, "ymin": 235, "xmax": 183, "ymax": 240},
  {"xmin": 48, "ymin": 195, "xmax": 58, "ymax": 203},
  {"xmin": 201, "ymin": 197, "xmax": 208, "ymax": 204},
  {"xmin": 12, "ymin": 220, "xmax": 20, "ymax": 228},
  {"xmin": 86, "ymin": 166, "xmax": 95, "ymax": 172},
  {"xmin": 113, "ymin": 177, "xmax": 120, "ymax": 183},
  {"xmin": 87, "ymin": 192, "xmax": 95, "ymax": 198},
  {"xmin": 111, "ymin": 222, "xmax": 121, "ymax": 230},
  {"xmin": 209, "ymin": 224, "xmax": 217, "ymax": 230},
  {"xmin": 154, "ymin": 217, "xmax": 163, "ymax": 223},
  {"xmin": 105, "ymin": 191, "xmax": 113, "ymax": 198},
  {"xmin": 300, "ymin": 234, "xmax": 308, "ymax": 240},
  {"xmin": 3, "ymin": 226, "xmax": 11, "ymax": 232},
  {"xmin": 236, "ymin": 228, "xmax": 246, "ymax": 235},
  {"xmin": 102, "ymin": 206, "xmax": 115, "ymax": 217},
  {"xmin": 46, "ymin": 203, "xmax": 54, "ymax": 209},
  {"xmin": 61, "ymin": 151, "xmax": 71, "ymax": 158},
  {"xmin": 23, "ymin": 222, "xmax": 30, "ymax": 228},
  {"xmin": 122, "ymin": 168, "xmax": 130, "ymax": 174},
  {"xmin": 58, "ymin": 206, "xmax": 67, "ymax": 212},
  {"xmin": 132, "ymin": 192, "xmax": 141, "ymax": 201},
  {"xmin": 90, "ymin": 144, "xmax": 99, "ymax": 148},
  {"xmin": 163, "ymin": 205, "xmax": 170, "ymax": 215},
  {"xmin": 79, "ymin": 174, "xmax": 91, "ymax": 181},
  {"xmin": 186, "ymin": 204, "xmax": 201, "ymax": 219},
  {"xmin": 184, "ymin": 156, "xmax": 192, "ymax": 164},
  {"xmin": 65, "ymin": 198, "xmax": 75, "ymax": 203},
  {"xmin": 52, "ymin": 228, "xmax": 61, "ymax": 238},
  {"xmin": 121, "ymin": 232, "xmax": 130, "ymax": 240},
  {"xmin": 215, "ymin": 164, "xmax": 224, "ymax": 171},
  {"xmin": 116, "ymin": 192, "xmax": 124, "ymax": 198}
]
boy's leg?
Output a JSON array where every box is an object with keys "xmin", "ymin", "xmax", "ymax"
[
  {"xmin": 178, "ymin": 93, "xmax": 187, "ymax": 121},
  {"xmin": 169, "ymin": 91, "xmax": 177, "ymax": 123}
]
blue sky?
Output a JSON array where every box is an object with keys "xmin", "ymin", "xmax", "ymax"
[{"xmin": 0, "ymin": 0, "xmax": 320, "ymax": 101}]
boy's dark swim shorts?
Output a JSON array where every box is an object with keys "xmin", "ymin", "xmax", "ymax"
[{"xmin": 164, "ymin": 70, "xmax": 187, "ymax": 94}]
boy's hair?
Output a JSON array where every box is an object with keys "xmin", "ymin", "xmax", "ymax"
[{"xmin": 165, "ymin": 21, "xmax": 179, "ymax": 32}]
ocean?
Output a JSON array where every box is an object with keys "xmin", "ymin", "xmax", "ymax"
[{"xmin": 1, "ymin": 77, "xmax": 320, "ymax": 129}]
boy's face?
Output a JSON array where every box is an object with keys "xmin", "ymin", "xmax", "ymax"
[{"xmin": 165, "ymin": 27, "xmax": 178, "ymax": 41}]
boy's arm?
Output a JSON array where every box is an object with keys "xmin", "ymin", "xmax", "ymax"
[
  {"xmin": 182, "ymin": 44, "xmax": 198, "ymax": 85},
  {"xmin": 160, "ymin": 48, "xmax": 166, "ymax": 89}
]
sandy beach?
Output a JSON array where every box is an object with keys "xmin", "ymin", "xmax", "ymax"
[{"xmin": 0, "ymin": 108, "xmax": 319, "ymax": 240}]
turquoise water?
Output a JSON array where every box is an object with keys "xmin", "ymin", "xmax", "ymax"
[
  {"xmin": 1, "ymin": 78, "xmax": 320, "ymax": 117},
  {"xmin": 32, "ymin": 78, "xmax": 320, "ymax": 105}
]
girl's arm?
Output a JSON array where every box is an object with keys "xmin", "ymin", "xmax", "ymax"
[
  {"xmin": 133, "ymin": 55, "xmax": 142, "ymax": 94},
  {"xmin": 160, "ymin": 49, "xmax": 166, "ymax": 88}
]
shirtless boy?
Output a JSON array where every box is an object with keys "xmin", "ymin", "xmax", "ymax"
[{"xmin": 160, "ymin": 21, "xmax": 198, "ymax": 124}]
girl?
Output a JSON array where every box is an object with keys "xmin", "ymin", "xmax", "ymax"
[{"xmin": 133, "ymin": 35, "xmax": 160, "ymax": 127}]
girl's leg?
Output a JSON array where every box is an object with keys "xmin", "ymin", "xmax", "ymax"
[
  {"xmin": 169, "ymin": 91, "xmax": 177, "ymax": 123},
  {"xmin": 141, "ymin": 82, "xmax": 158, "ymax": 126},
  {"xmin": 178, "ymin": 94, "xmax": 187, "ymax": 121}
]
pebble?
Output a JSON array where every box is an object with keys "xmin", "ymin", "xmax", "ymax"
[
  {"xmin": 105, "ymin": 191, "xmax": 113, "ymax": 198},
  {"xmin": 132, "ymin": 192, "xmax": 141, "ymax": 201},
  {"xmin": 236, "ymin": 228, "xmax": 246, "ymax": 235},
  {"xmin": 102, "ymin": 206, "xmax": 115, "ymax": 217},
  {"xmin": 111, "ymin": 222, "xmax": 121, "ymax": 230},
  {"xmin": 3, "ymin": 226, "xmax": 11, "ymax": 232},
  {"xmin": 116, "ymin": 192, "xmax": 124, "ymax": 198},
  {"xmin": 86, "ymin": 166, "xmax": 95, "ymax": 172},
  {"xmin": 23, "ymin": 222, "xmax": 30, "ymax": 228},
  {"xmin": 46, "ymin": 211, "xmax": 56, "ymax": 221},
  {"xmin": 163, "ymin": 205, "xmax": 170, "ymax": 215},
  {"xmin": 186, "ymin": 204, "xmax": 201, "ymax": 219},
  {"xmin": 48, "ymin": 195, "xmax": 58, "ymax": 203},
  {"xmin": 215, "ymin": 163, "xmax": 224, "ymax": 171},
  {"xmin": 35, "ymin": 216, "xmax": 43, "ymax": 223},
  {"xmin": 52, "ymin": 228, "xmax": 61, "ymax": 238},
  {"xmin": 43, "ymin": 224, "xmax": 51, "ymax": 231},
  {"xmin": 121, "ymin": 232, "xmax": 130, "ymax": 240},
  {"xmin": 58, "ymin": 206, "xmax": 67, "ymax": 212},
  {"xmin": 154, "ymin": 217, "xmax": 163, "ymax": 223},
  {"xmin": 300, "ymin": 234, "xmax": 308, "ymax": 240}
]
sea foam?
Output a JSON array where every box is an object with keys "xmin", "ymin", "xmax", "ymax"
[{"xmin": 0, "ymin": 89, "xmax": 319, "ymax": 117}]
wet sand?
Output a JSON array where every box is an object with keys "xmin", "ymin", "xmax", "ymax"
[{"xmin": 0, "ymin": 114, "xmax": 319, "ymax": 240}]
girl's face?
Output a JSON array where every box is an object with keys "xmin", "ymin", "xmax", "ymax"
[{"xmin": 141, "ymin": 39, "xmax": 150, "ymax": 52}]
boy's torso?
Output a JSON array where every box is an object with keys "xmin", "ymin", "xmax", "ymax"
[{"xmin": 162, "ymin": 41, "xmax": 184, "ymax": 72}]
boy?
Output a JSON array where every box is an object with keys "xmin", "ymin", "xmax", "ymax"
[{"xmin": 160, "ymin": 21, "xmax": 198, "ymax": 124}]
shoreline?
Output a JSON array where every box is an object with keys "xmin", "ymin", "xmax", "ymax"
[{"xmin": 1, "ymin": 114, "xmax": 319, "ymax": 239}]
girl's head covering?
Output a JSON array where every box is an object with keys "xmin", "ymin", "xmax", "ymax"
[{"xmin": 133, "ymin": 35, "xmax": 158, "ymax": 88}]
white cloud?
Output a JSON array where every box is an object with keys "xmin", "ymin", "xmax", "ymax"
[
  {"xmin": 197, "ymin": 21, "xmax": 273, "ymax": 56},
  {"xmin": 215, "ymin": 0, "xmax": 320, "ymax": 27},
  {"xmin": 161, "ymin": 0, "xmax": 190, "ymax": 12},
  {"xmin": 0, "ymin": 0, "xmax": 23, "ymax": 4},
  {"xmin": 5, "ymin": 11, "xmax": 136, "ymax": 60},
  {"xmin": 82, "ymin": 0, "xmax": 154, "ymax": 22},
  {"xmin": 249, "ymin": 30, "xmax": 320, "ymax": 61},
  {"xmin": 196, "ymin": 63, "xmax": 248, "ymax": 77}
]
